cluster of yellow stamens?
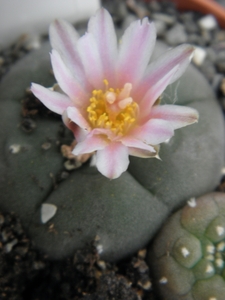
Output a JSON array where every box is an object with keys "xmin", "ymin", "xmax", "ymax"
[{"xmin": 87, "ymin": 80, "xmax": 139, "ymax": 136}]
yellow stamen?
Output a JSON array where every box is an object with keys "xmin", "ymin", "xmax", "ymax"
[{"xmin": 87, "ymin": 80, "xmax": 139, "ymax": 136}]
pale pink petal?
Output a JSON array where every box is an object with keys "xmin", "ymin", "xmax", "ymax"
[
  {"xmin": 31, "ymin": 83, "xmax": 71, "ymax": 114},
  {"xmin": 129, "ymin": 119, "xmax": 174, "ymax": 145},
  {"xmin": 117, "ymin": 18, "xmax": 156, "ymax": 87},
  {"xmin": 72, "ymin": 134, "xmax": 109, "ymax": 155},
  {"xmin": 62, "ymin": 111, "xmax": 87, "ymax": 141},
  {"xmin": 49, "ymin": 19, "xmax": 89, "ymax": 88},
  {"xmin": 96, "ymin": 142, "xmax": 129, "ymax": 179},
  {"xmin": 149, "ymin": 105, "xmax": 199, "ymax": 129},
  {"xmin": 121, "ymin": 137, "xmax": 156, "ymax": 152},
  {"xmin": 50, "ymin": 50, "xmax": 89, "ymax": 105},
  {"xmin": 88, "ymin": 8, "xmax": 117, "ymax": 86},
  {"xmin": 66, "ymin": 106, "xmax": 91, "ymax": 131},
  {"xmin": 134, "ymin": 44, "xmax": 194, "ymax": 99},
  {"xmin": 77, "ymin": 32, "xmax": 104, "ymax": 88},
  {"xmin": 128, "ymin": 146, "xmax": 159, "ymax": 158},
  {"xmin": 138, "ymin": 65, "xmax": 178, "ymax": 122}
]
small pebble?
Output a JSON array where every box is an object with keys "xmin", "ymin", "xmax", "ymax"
[
  {"xmin": 41, "ymin": 203, "xmax": 57, "ymax": 224},
  {"xmin": 138, "ymin": 248, "xmax": 147, "ymax": 259},
  {"xmin": 192, "ymin": 47, "xmax": 207, "ymax": 66},
  {"xmin": 198, "ymin": 15, "xmax": 218, "ymax": 31},
  {"xmin": 152, "ymin": 13, "xmax": 176, "ymax": 26},
  {"xmin": 4, "ymin": 239, "xmax": 18, "ymax": 253},
  {"xmin": 64, "ymin": 159, "xmax": 82, "ymax": 171},
  {"xmin": 166, "ymin": 23, "xmax": 188, "ymax": 45},
  {"xmin": 97, "ymin": 260, "xmax": 107, "ymax": 270},
  {"xmin": 153, "ymin": 19, "xmax": 166, "ymax": 37},
  {"xmin": 138, "ymin": 278, "xmax": 152, "ymax": 290}
]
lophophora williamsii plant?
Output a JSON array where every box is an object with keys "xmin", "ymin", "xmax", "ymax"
[
  {"xmin": 31, "ymin": 8, "xmax": 198, "ymax": 179},
  {"xmin": 149, "ymin": 193, "xmax": 225, "ymax": 300},
  {"xmin": 0, "ymin": 8, "xmax": 224, "ymax": 263}
]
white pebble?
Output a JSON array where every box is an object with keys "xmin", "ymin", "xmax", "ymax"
[
  {"xmin": 221, "ymin": 167, "xmax": 225, "ymax": 175},
  {"xmin": 187, "ymin": 197, "xmax": 196, "ymax": 207},
  {"xmin": 159, "ymin": 277, "xmax": 168, "ymax": 284},
  {"xmin": 192, "ymin": 47, "xmax": 207, "ymax": 66},
  {"xmin": 198, "ymin": 15, "xmax": 217, "ymax": 30},
  {"xmin": 96, "ymin": 244, "xmax": 103, "ymax": 254},
  {"xmin": 41, "ymin": 203, "xmax": 57, "ymax": 224}
]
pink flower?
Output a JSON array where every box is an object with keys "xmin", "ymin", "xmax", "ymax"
[{"xmin": 31, "ymin": 8, "xmax": 198, "ymax": 179}]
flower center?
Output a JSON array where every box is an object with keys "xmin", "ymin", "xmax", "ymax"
[{"xmin": 87, "ymin": 80, "xmax": 139, "ymax": 136}]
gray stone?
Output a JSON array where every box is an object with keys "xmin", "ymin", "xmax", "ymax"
[
  {"xmin": 152, "ymin": 13, "xmax": 176, "ymax": 26},
  {"xmin": 166, "ymin": 23, "xmax": 188, "ymax": 46}
]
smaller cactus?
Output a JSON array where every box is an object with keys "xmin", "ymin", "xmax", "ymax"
[{"xmin": 149, "ymin": 193, "xmax": 225, "ymax": 300}]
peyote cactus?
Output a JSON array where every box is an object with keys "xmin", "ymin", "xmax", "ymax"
[
  {"xmin": 0, "ymin": 9, "xmax": 224, "ymax": 262},
  {"xmin": 148, "ymin": 193, "xmax": 225, "ymax": 300}
]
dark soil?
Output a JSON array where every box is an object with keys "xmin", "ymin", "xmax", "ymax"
[{"xmin": 1, "ymin": 0, "xmax": 225, "ymax": 299}]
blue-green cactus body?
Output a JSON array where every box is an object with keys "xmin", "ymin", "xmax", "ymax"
[
  {"xmin": 149, "ymin": 193, "xmax": 225, "ymax": 300},
  {"xmin": 0, "ymin": 41, "xmax": 224, "ymax": 261}
]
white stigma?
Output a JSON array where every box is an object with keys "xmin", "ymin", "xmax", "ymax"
[
  {"xmin": 209, "ymin": 297, "xmax": 217, "ymax": 300},
  {"xmin": 181, "ymin": 247, "xmax": 190, "ymax": 257},
  {"xmin": 187, "ymin": 197, "xmax": 196, "ymax": 207},
  {"xmin": 118, "ymin": 83, "xmax": 132, "ymax": 100},
  {"xmin": 159, "ymin": 277, "xmax": 168, "ymax": 284},
  {"xmin": 106, "ymin": 91, "xmax": 116, "ymax": 104},
  {"xmin": 118, "ymin": 97, "xmax": 133, "ymax": 109},
  {"xmin": 216, "ymin": 226, "xmax": 225, "ymax": 236}
]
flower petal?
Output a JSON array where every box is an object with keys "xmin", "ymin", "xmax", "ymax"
[
  {"xmin": 88, "ymin": 8, "xmax": 117, "ymax": 86},
  {"xmin": 96, "ymin": 142, "xmax": 129, "ymax": 179},
  {"xmin": 138, "ymin": 65, "xmax": 179, "ymax": 122},
  {"xmin": 121, "ymin": 136, "xmax": 156, "ymax": 153},
  {"xmin": 149, "ymin": 105, "xmax": 199, "ymax": 129},
  {"xmin": 62, "ymin": 110, "xmax": 87, "ymax": 141},
  {"xmin": 129, "ymin": 145, "xmax": 159, "ymax": 158},
  {"xmin": 134, "ymin": 44, "xmax": 194, "ymax": 100},
  {"xmin": 72, "ymin": 134, "xmax": 109, "ymax": 155},
  {"xmin": 129, "ymin": 119, "xmax": 174, "ymax": 145},
  {"xmin": 49, "ymin": 19, "xmax": 88, "ymax": 87},
  {"xmin": 50, "ymin": 50, "xmax": 89, "ymax": 105},
  {"xmin": 77, "ymin": 32, "xmax": 104, "ymax": 88},
  {"xmin": 66, "ymin": 106, "xmax": 91, "ymax": 131},
  {"xmin": 117, "ymin": 18, "xmax": 156, "ymax": 87},
  {"xmin": 31, "ymin": 83, "xmax": 72, "ymax": 114}
]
